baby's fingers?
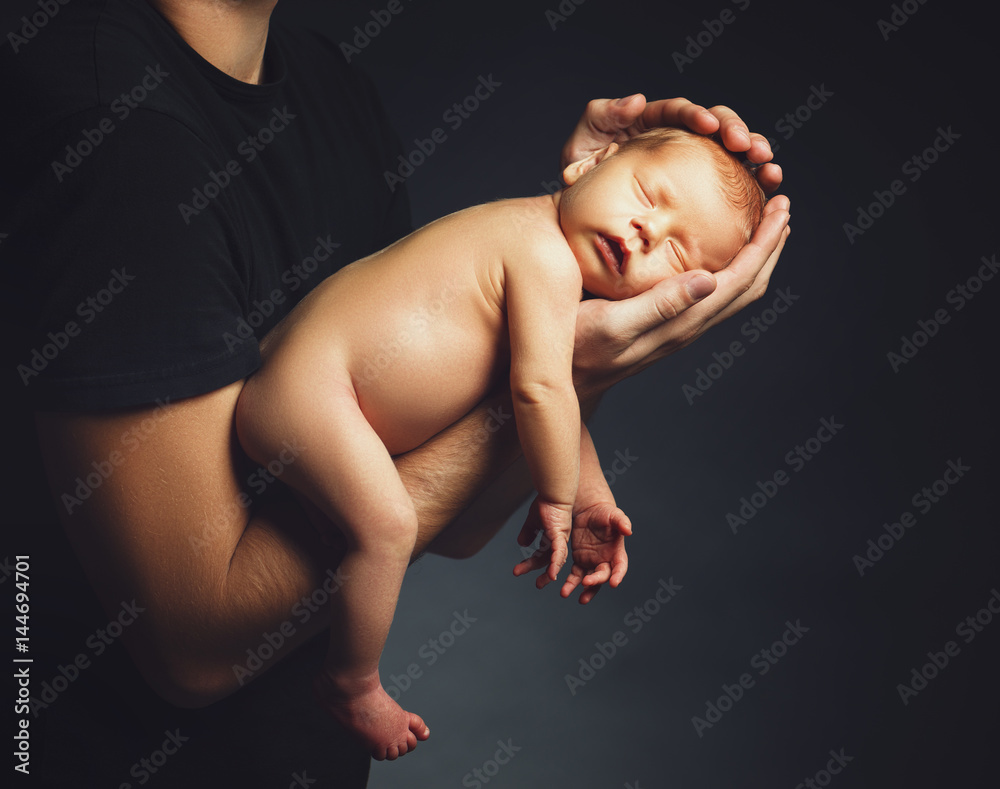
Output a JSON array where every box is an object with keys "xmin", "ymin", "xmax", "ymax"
[
  {"xmin": 513, "ymin": 551, "xmax": 549, "ymax": 577},
  {"xmin": 577, "ymin": 584, "xmax": 602, "ymax": 605},
  {"xmin": 547, "ymin": 535, "xmax": 569, "ymax": 581},
  {"xmin": 561, "ymin": 567, "xmax": 584, "ymax": 598}
]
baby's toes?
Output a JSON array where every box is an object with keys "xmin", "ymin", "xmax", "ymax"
[{"xmin": 409, "ymin": 713, "xmax": 430, "ymax": 740}]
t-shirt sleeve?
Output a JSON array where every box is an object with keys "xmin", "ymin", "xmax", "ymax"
[
  {"xmin": 350, "ymin": 65, "xmax": 413, "ymax": 246},
  {"xmin": 9, "ymin": 108, "xmax": 260, "ymax": 411}
]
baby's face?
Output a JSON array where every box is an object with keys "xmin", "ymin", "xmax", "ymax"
[{"xmin": 558, "ymin": 143, "xmax": 745, "ymax": 300}]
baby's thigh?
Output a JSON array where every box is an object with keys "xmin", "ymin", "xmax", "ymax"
[{"xmin": 235, "ymin": 327, "xmax": 356, "ymax": 462}]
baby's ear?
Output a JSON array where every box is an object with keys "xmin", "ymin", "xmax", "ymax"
[{"xmin": 562, "ymin": 142, "xmax": 619, "ymax": 186}]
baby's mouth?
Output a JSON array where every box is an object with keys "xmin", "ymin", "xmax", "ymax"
[{"xmin": 597, "ymin": 234, "xmax": 627, "ymax": 274}]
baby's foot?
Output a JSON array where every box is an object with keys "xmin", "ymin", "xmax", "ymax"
[{"xmin": 313, "ymin": 672, "xmax": 430, "ymax": 761}]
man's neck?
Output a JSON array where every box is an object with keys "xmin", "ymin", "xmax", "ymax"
[{"xmin": 149, "ymin": 0, "xmax": 277, "ymax": 84}]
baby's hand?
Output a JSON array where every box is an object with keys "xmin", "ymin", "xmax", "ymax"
[
  {"xmin": 513, "ymin": 497, "xmax": 573, "ymax": 587},
  {"xmin": 561, "ymin": 503, "xmax": 631, "ymax": 604}
]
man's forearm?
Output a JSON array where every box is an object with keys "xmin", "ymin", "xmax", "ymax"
[{"xmin": 395, "ymin": 390, "xmax": 522, "ymax": 554}]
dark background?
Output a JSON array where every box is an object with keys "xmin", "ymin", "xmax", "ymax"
[
  {"xmin": 272, "ymin": 0, "xmax": 999, "ymax": 787},
  {"xmin": 5, "ymin": 0, "xmax": 995, "ymax": 786}
]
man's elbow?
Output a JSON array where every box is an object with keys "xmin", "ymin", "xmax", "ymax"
[{"xmin": 134, "ymin": 649, "xmax": 244, "ymax": 709}]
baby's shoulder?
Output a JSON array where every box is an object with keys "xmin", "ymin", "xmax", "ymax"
[{"xmin": 480, "ymin": 197, "xmax": 576, "ymax": 270}]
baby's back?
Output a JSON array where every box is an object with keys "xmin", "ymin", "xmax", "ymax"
[{"xmin": 258, "ymin": 196, "xmax": 566, "ymax": 455}]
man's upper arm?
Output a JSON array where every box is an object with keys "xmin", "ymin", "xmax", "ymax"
[{"xmin": 33, "ymin": 382, "xmax": 333, "ymax": 706}]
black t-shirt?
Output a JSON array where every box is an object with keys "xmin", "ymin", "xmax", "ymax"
[{"xmin": 2, "ymin": 1, "xmax": 410, "ymax": 785}]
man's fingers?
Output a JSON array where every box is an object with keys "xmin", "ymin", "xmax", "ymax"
[
  {"xmin": 605, "ymin": 270, "xmax": 718, "ymax": 344},
  {"xmin": 756, "ymin": 162, "xmax": 783, "ymax": 194},
  {"xmin": 745, "ymin": 132, "xmax": 775, "ymax": 164},
  {"xmin": 536, "ymin": 570, "xmax": 555, "ymax": 590},
  {"xmin": 561, "ymin": 569, "xmax": 583, "ymax": 598},
  {"xmin": 719, "ymin": 207, "xmax": 790, "ymax": 293},
  {"xmin": 578, "ymin": 584, "xmax": 601, "ymax": 605},
  {"xmin": 560, "ymin": 94, "xmax": 647, "ymax": 168},
  {"xmin": 707, "ymin": 104, "xmax": 754, "ymax": 152},
  {"xmin": 639, "ymin": 97, "xmax": 719, "ymax": 136},
  {"xmin": 709, "ymin": 216, "xmax": 790, "ymax": 325},
  {"xmin": 623, "ymin": 206, "xmax": 789, "ymax": 360},
  {"xmin": 764, "ymin": 194, "xmax": 791, "ymax": 215},
  {"xmin": 613, "ymin": 510, "xmax": 633, "ymax": 535},
  {"xmin": 583, "ymin": 563, "xmax": 612, "ymax": 586},
  {"xmin": 610, "ymin": 553, "xmax": 629, "ymax": 586}
]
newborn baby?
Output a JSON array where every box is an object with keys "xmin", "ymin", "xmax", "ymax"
[{"xmin": 235, "ymin": 126, "xmax": 765, "ymax": 760}]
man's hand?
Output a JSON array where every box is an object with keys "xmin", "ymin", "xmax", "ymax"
[
  {"xmin": 562, "ymin": 503, "xmax": 631, "ymax": 605},
  {"xmin": 512, "ymin": 501, "xmax": 630, "ymax": 605},
  {"xmin": 573, "ymin": 195, "xmax": 790, "ymax": 398},
  {"xmin": 561, "ymin": 94, "xmax": 782, "ymax": 193}
]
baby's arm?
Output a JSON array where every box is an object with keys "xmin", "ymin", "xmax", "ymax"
[
  {"xmin": 505, "ymin": 242, "xmax": 584, "ymax": 581},
  {"xmin": 564, "ymin": 424, "xmax": 631, "ymax": 602},
  {"xmin": 515, "ymin": 424, "xmax": 631, "ymax": 602}
]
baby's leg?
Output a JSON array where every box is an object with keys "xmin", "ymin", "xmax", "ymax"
[{"xmin": 237, "ymin": 374, "xmax": 429, "ymax": 760}]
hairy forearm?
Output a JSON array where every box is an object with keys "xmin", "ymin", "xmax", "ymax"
[
  {"xmin": 50, "ymin": 379, "xmax": 597, "ymax": 706},
  {"xmin": 395, "ymin": 389, "xmax": 523, "ymax": 553},
  {"xmin": 575, "ymin": 423, "xmax": 615, "ymax": 510}
]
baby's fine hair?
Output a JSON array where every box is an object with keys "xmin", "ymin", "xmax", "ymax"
[{"xmin": 618, "ymin": 127, "xmax": 766, "ymax": 248}]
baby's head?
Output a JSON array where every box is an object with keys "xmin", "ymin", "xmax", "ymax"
[{"xmin": 556, "ymin": 127, "xmax": 765, "ymax": 299}]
